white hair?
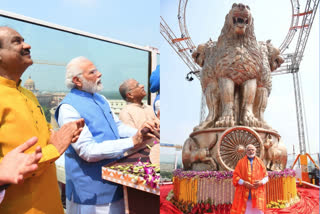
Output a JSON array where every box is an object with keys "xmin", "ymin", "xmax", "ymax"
[
  {"xmin": 246, "ymin": 144, "xmax": 256, "ymax": 151},
  {"xmin": 119, "ymin": 79, "xmax": 134, "ymax": 101},
  {"xmin": 65, "ymin": 56, "xmax": 88, "ymax": 89}
]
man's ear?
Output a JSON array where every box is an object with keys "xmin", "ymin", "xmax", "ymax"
[
  {"xmin": 72, "ymin": 76, "xmax": 82, "ymax": 89},
  {"xmin": 126, "ymin": 92, "xmax": 133, "ymax": 100}
]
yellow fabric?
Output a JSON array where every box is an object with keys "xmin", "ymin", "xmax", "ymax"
[
  {"xmin": 231, "ymin": 156, "xmax": 268, "ymax": 214},
  {"xmin": 0, "ymin": 76, "xmax": 63, "ymax": 214}
]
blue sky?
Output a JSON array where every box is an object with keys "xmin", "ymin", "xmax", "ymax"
[
  {"xmin": 161, "ymin": 0, "xmax": 319, "ymax": 160},
  {"xmin": 0, "ymin": 0, "xmax": 159, "ymax": 48}
]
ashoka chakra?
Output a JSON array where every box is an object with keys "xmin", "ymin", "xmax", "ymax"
[{"xmin": 216, "ymin": 126, "xmax": 263, "ymax": 171}]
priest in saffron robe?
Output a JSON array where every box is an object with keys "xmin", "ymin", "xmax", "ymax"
[{"xmin": 231, "ymin": 144, "xmax": 268, "ymax": 214}]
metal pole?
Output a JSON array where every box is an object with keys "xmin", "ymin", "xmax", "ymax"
[
  {"xmin": 174, "ymin": 151, "xmax": 178, "ymax": 169},
  {"xmin": 292, "ymin": 71, "xmax": 306, "ymax": 154}
]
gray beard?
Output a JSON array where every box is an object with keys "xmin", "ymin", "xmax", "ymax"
[
  {"xmin": 79, "ymin": 76, "xmax": 103, "ymax": 93},
  {"xmin": 247, "ymin": 154, "xmax": 255, "ymax": 158}
]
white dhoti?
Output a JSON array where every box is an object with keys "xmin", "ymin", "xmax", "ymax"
[
  {"xmin": 66, "ymin": 197, "xmax": 125, "ymax": 214},
  {"xmin": 245, "ymin": 200, "xmax": 264, "ymax": 214}
]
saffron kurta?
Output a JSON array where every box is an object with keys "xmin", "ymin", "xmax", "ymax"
[
  {"xmin": 0, "ymin": 76, "xmax": 63, "ymax": 214},
  {"xmin": 231, "ymin": 156, "xmax": 268, "ymax": 214}
]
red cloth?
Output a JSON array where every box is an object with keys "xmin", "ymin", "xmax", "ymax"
[
  {"xmin": 265, "ymin": 186, "xmax": 319, "ymax": 214},
  {"xmin": 160, "ymin": 184, "xmax": 319, "ymax": 214},
  {"xmin": 160, "ymin": 184, "xmax": 183, "ymax": 214}
]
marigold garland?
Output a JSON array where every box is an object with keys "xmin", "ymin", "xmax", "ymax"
[{"xmin": 172, "ymin": 169, "xmax": 298, "ymax": 213}]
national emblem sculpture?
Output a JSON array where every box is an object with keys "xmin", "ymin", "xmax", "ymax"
[{"xmin": 182, "ymin": 3, "xmax": 287, "ymax": 171}]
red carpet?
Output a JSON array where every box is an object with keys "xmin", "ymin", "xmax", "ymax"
[
  {"xmin": 265, "ymin": 186, "xmax": 319, "ymax": 214},
  {"xmin": 160, "ymin": 184, "xmax": 183, "ymax": 214},
  {"xmin": 160, "ymin": 184, "xmax": 319, "ymax": 214}
]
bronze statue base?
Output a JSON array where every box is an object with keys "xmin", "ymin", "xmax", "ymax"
[{"xmin": 182, "ymin": 126, "xmax": 287, "ymax": 171}]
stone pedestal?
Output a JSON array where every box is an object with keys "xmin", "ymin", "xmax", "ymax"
[{"xmin": 183, "ymin": 126, "xmax": 287, "ymax": 171}]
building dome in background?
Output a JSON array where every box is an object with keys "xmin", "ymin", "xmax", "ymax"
[{"xmin": 24, "ymin": 76, "xmax": 36, "ymax": 91}]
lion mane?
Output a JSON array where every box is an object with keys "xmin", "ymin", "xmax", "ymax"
[
  {"xmin": 193, "ymin": 3, "xmax": 276, "ymax": 94},
  {"xmin": 192, "ymin": 3, "xmax": 283, "ymax": 129}
]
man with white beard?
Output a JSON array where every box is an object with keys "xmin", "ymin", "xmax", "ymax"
[
  {"xmin": 231, "ymin": 144, "xmax": 268, "ymax": 214},
  {"xmin": 55, "ymin": 56, "xmax": 159, "ymax": 214}
]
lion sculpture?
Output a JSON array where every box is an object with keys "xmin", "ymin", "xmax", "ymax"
[
  {"xmin": 192, "ymin": 3, "xmax": 284, "ymax": 130},
  {"xmin": 182, "ymin": 3, "xmax": 286, "ymax": 171}
]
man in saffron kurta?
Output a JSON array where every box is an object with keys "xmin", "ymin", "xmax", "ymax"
[
  {"xmin": 231, "ymin": 144, "xmax": 268, "ymax": 214},
  {"xmin": 0, "ymin": 27, "xmax": 84, "ymax": 214}
]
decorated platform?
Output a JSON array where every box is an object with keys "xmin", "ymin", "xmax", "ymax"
[
  {"xmin": 102, "ymin": 163, "xmax": 160, "ymax": 195},
  {"xmin": 102, "ymin": 139, "xmax": 160, "ymax": 214},
  {"xmin": 161, "ymin": 183, "xmax": 319, "ymax": 214},
  {"xmin": 167, "ymin": 169, "xmax": 301, "ymax": 214},
  {"xmin": 266, "ymin": 170, "xmax": 298, "ymax": 207}
]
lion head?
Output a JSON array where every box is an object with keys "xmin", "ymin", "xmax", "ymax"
[
  {"xmin": 228, "ymin": 3, "xmax": 252, "ymax": 35},
  {"xmin": 192, "ymin": 40, "xmax": 216, "ymax": 67},
  {"xmin": 192, "ymin": 43, "xmax": 206, "ymax": 67},
  {"xmin": 266, "ymin": 40, "xmax": 284, "ymax": 71},
  {"xmin": 218, "ymin": 3, "xmax": 256, "ymax": 44}
]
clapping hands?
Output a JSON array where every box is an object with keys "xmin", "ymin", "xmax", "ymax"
[
  {"xmin": 133, "ymin": 119, "xmax": 160, "ymax": 146},
  {"xmin": 0, "ymin": 137, "xmax": 42, "ymax": 185},
  {"xmin": 49, "ymin": 118, "xmax": 85, "ymax": 155}
]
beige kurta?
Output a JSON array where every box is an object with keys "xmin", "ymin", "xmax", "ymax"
[{"xmin": 119, "ymin": 102, "xmax": 156, "ymax": 129}]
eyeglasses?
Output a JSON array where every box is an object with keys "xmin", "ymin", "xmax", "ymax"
[
  {"xmin": 88, "ymin": 69, "xmax": 99, "ymax": 76},
  {"xmin": 77, "ymin": 69, "xmax": 99, "ymax": 78},
  {"xmin": 128, "ymin": 82, "xmax": 141, "ymax": 92}
]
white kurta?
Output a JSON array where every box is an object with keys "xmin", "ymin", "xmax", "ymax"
[{"xmin": 58, "ymin": 102, "xmax": 137, "ymax": 214}]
